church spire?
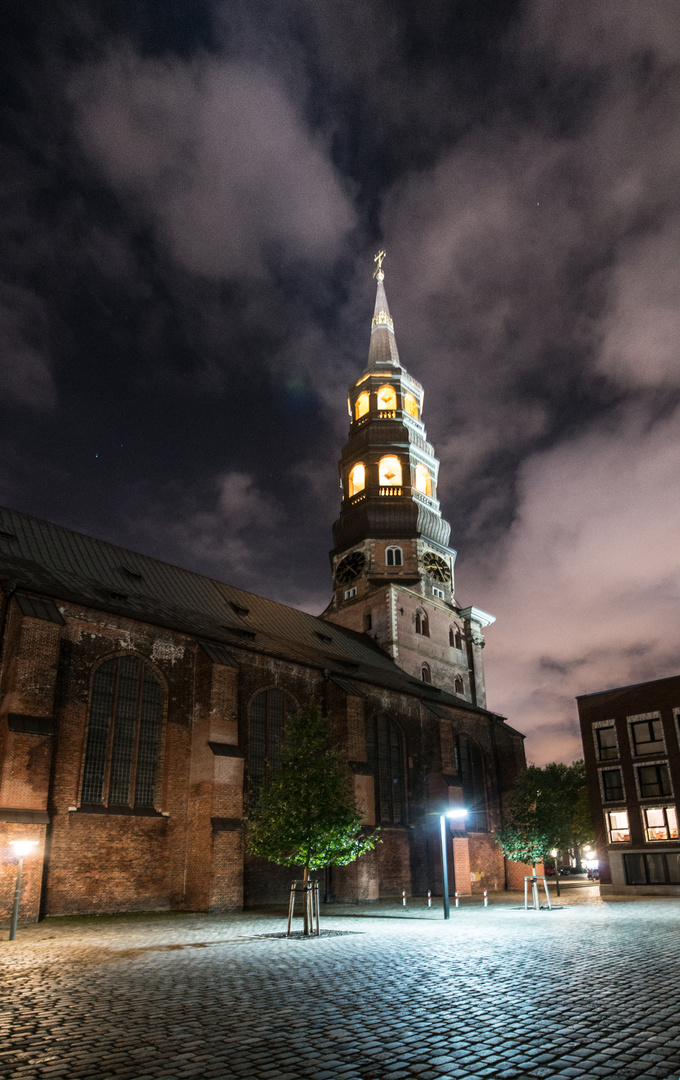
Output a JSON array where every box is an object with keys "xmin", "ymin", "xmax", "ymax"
[{"xmin": 366, "ymin": 251, "xmax": 400, "ymax": 369}]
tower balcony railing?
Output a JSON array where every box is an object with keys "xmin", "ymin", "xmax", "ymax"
[
  {"xmin": 348, "ymin": 491, "xmax": 367, "ymax": 504},
  {"xmin": 379, "ymin": 486, "xmax": 402, "ymax": 497},
  {"xmin": 377, "ymin": 409, "xmax": 397, "ymax": 419}
]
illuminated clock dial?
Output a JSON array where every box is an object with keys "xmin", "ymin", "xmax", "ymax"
[
  {"xmin": 335, "ymin": 551, "xmax": 366, "ymax": 585},
  {"xmin": 422, "ymin": 552, "xmax": 451, "ymax": 583}
]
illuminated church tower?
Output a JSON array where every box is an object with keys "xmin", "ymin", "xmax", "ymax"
[{"xmin": 322, "ymin": 253, "xmax": 495, "ymax": 706}]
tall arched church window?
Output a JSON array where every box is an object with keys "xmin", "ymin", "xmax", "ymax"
[
  {"xmin": 454, "ymin": 675, "xmax": 464, "ymax": 695},
  {"xmin": 355, "ymin": 392, "xmax": 370, "ymax": 420},
  {"xmin": 449, "ymin": 627, "xmax": 455, "ymax": 647},
  {"xmin": 455, "ymin": 734, "xmax": 487, "ymax": 831},
  {"xmin": 404, "ymin": 392, "xmax": 419, "ymax": 419},
  {"xmin": 366, "ymin": 714, "xmax": 406, "ymax": 825},
  {"xmin": 455, "ymin": 629, "xmax": 463, "ymax": 650},
  {"xmin": 379, "ymin": 456, "xmax": 402, "ymax": 487},
  {"xmin": 421, "ymin": 663, "xmax": 431, "ymax": 684},
  {"xmin": 249, "ymin": 689, "xmax": 298, "ymax": 805},
  {"xmin": 377, "ymin": 384, "xmax": 397, "ymax": 411},
  {"xmin": 415, "ymin": 610, "xmax": 429, "ymax": 637},
  {"xmin": 348, "ymin": 462, "xmax": 366, "ymax": 497},
  {"xmin": 385, "ymin": 546, "xmax": 403, "ymax": 566},
  {"xmin": 414, "ymin": 463, "xmax": 432, "ymax": 496},
  {"xmin": 81, "ymin": 656, "xmax": 164, "ymax": 808}
]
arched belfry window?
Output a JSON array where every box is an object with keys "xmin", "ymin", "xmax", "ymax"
[
  {"xmin": 421, "ymin": 663, "xmax": 431, "ymax": 684},
  {"xmin": 415, "ymin": 610, "xmax": 429, "ymax": 637},
  {"xmin": 403, "ymin": 392, "xmax": 419, "ymax": 420},
  {"xmin": 414, "ymin": 463, "xmax": 432, "ymax": 496},
  {"xmin": 249, "ymin": 689, "xmax": 298, "ymax": 805},
  {"xmin": 377, "ymin": 384, "xmax": 397, "ymax": 411},
  {"xmin": 379, "ymin": 456, "xmax": 402, "ymax": 487},
  {"xmin": 386, "ymin": 546, "xmax": 403, "ymax": 566},
  {"xmin": 81, "ymin": 656, "xmax": 164, "ymax": 808},
  {"xmin": 367, "ymin": 714, "xmax": 406, "ymax": 825},
  {"xmin": 355, "ymin": 392, "xmax": 370, "ymax": 419},
  {"xmin": 456, "ymin": 734, "xmax": 487, "ymax": 831},
  {"xmin": 348, "ymin": 462, "xmax": 365, "ymax": 497}
]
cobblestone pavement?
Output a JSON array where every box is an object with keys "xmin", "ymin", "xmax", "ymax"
[{"xmin": 2, "ymin": 891, "xmax": 679, "ymax": 1080}]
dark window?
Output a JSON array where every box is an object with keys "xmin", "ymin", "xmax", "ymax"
[
  {"xmin": 248, "ymin": 689, "xmax": 297, "ymax": 805},
  {"xmin": 415, "ymin": 611, "xmax": 429, "ymax": 637},
  {"xmin": 449, "ymin": 628, "xmax": 454, "ymax": 647},
  {"xmin": 454, "ymin": 676, "xmax": 464, "ymax": 696},
  {"xmin": 456, "ymin": 734, "xmax": 487, "ymax": 831},
  {"xmin": 631, "ymin": 718, "xmax": 665, "ymax": 756},
  {"xmin": 421, "ymin": 663, "xmax": 431, "ymax": 684},
  {"xmin": 624, "ymin": 852, "xmax": 680, "ymax": 886},
  {"xmin": 602, "ymin": 769, "xmax": 624, "ymax": 802},
  {"xmin": 638, "ymin": 764, "xmax": 671, "ymax": 799},
  {"xmin": 366, "ymin": 714, "xmax": 406, "ymax": 825},
  {"xmin": 364, "ymin": 613, "xmax": 372, "ymax": 632},
  {"xmin": 596, "ymin": 726, "xmax": 618, "ymax": 760},
  {"xmin": 81, "ymin": 657, "xmax": 163, "ymax": 807},
  {"xmin": 386, "ymin": 547, "xmax": 403, "ymax": 566}
]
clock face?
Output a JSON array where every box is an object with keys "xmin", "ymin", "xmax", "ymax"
[
  {"xmin": 422, "ymin": 552, "xmax": 451, "ymax": 583},
  {"xmin": 335, "ymin": 551, "xmax": 366, "ymax": 585}
]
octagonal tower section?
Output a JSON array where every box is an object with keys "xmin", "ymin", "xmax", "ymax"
[{"xmin": 321, "ymin": 264, "xmax": 494, "ymax": 705}]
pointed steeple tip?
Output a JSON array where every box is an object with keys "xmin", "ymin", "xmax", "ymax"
[{"xmin": 367, "ymin": 249, "xmax": 400, "ymax": 368}]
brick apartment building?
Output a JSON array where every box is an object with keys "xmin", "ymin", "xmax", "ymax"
[
  {"xmin": 578, "ymin": 675, "xmax": 680, "ymax": 895},
  {"xmin": 0, "ymin": 266, "xmax": 527, "ymax": 923}
]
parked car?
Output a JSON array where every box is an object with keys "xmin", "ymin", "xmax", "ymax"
[
  {"xmin": 559, "ymin": 867, "xmax": 574, "ymax": 876},
  {"xmin": 587, "ymin": 867, "xmax": 600, "ymax": 881}
]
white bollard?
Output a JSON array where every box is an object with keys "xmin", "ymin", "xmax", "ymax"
[
  {"xmin": 454, "ymin": 890, "xmax": 459, "ymax": 908},
  {"xmin": 483, "ymin": 889, "xmax": 488, "ymax": 907},
  {"xmin": 427, "ymin": 889, "xmax": 432, "ymax": 908},
  {"xmin": 402, "ymin": 889, "xmax": 406, "ymax": 906}
]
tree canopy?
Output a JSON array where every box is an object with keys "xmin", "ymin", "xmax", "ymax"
[
  {"xmin": 495, "ymin": 760, "xmax": 594, "ymax": 870},
  {"xmin": 247, "ymin": 703, "xmax": 379, "ymax": 875}
]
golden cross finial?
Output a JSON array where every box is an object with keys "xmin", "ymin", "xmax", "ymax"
[{"xmin": 373, "ymin": 249, "xmax": 386, "ymax": 281}]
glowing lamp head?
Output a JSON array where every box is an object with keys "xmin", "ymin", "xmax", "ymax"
[
  {"xmin": 445, "ymin": 807, "xmax": 468, "ymax": 820},
  {"xmin": 9, "ymin": 840, "xmax": 39, "ymax": 858},
  {"xmin": 550, "ymin": 848, "xmax": 559, "ymax": 858}
]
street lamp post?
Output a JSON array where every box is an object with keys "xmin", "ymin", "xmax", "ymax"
[
  {"xmin": 440, "ymin": 808, "xmax": 467, "ymax": 919},
  {"xmin": 550, "ymin": 848, "xmax": 561, "ymax": 898},
  {"xmin": 8, "ymin": 840, "xmax": 39, "ymax": 941}
]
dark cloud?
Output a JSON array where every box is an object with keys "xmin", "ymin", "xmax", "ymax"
[{"xmin": 2, "ymin": 0, "xmax": 680, "ymax": 763}]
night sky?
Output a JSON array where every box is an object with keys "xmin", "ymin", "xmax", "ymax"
[{"xmin": 2, "ymin": 1, "xmax": 680, "ymax": 765}]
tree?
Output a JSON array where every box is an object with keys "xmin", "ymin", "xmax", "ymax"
[
  {"xmin": 247, "ymin": 703, "xmax": 379, "ymax": 926},
  {"xmin": 496, "ymin": 761, "xmax": 593, "ymax": 875}
]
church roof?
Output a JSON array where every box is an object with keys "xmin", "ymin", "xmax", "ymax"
[{"xmin": 0, "ymin": 505, "xmax": 500, "ymax": 718}]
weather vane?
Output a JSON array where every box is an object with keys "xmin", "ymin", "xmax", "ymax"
[{"xmin": 373, "ymin": 249, "xmax": 386, "ymax": 281}]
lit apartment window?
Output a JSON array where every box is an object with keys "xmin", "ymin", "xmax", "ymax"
[
  {"xmin": 643, "ymin": 806, "xmax": 679, "ymax": 841},
  {"xmin": 596, "ymin": 726, "xmax": 618, "ymax": 761},
  {"xmin": 601, "ymin": 768, "xmax": 624, "ymax": 802},
  {"xmin": 606, "ymin": 809, "xmax": 630, "ymax": 842},
  {"xmin": 630, "ymin": 718, "xmax": 665, "ymax": 756},
  {"xmin": 638, "ymin": 763, "xmax": 671, "ymax": 799}
]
